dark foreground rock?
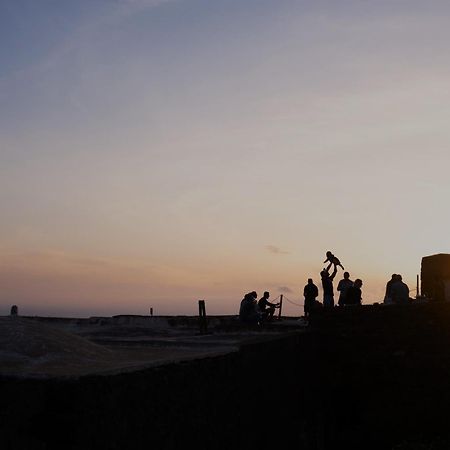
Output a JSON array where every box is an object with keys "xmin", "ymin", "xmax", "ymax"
[{"xmin": 3, "ymin": 303, "xmax": 450, "ymax": 449}]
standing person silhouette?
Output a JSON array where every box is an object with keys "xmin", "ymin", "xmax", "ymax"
[
  {"xmin": 337, "ymin": 272, "xmax": 353, "ymax": 307},
  {"xmin": 303, "ymin": 278, "xmax": 319, "ymax": 318},
  {"xmin": 390, "ymin": 275, "xmax": 410, "ymax": 305},
  {"xmin": 321, "ymin": 263, "xmax": 338, "ymax": 308},
  {"xmin": 384, "ymin": 274, "xmax": 397, "ymax": 304},
  {"xmin": 345, "ymin": 279, "xmax": 363, "ymax": 305}
]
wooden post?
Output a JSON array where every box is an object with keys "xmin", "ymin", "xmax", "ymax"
[
  {"xmin": 278, "ymin": 295, "xmax": 283, "ymax": 320},
  {"xmin": 150, "ymin": 307, "xmax": 153, "ymax": 317},
  {"xmin": 198, "ymin": 300, "xmax": 207, "ymax": 334}
]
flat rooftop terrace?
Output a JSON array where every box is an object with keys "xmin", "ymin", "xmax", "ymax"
[
  {"xmin": 4, "ymin": 302, "xmax": 450, "ymax": 449},
  {"xmin": 0, "ymin": 314, "xmax": 306, "ymax": 378}
]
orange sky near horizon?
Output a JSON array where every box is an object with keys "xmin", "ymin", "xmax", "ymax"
[{"xmin": 1, "ymin": 0, "xmax": 450, "ymax": 317}]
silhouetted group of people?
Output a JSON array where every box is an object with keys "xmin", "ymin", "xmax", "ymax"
[
  {"xmin": 239, "ymin": 291, "xmax": 280, "ymax": 325},
  {"xmin": 384, "ymin": 274, "xmax": 410, "ymax": 305},
  {"xmin": 239, "ymin": 251, "xmax": 413, "ymax": 323},
  {"xmin": 303, "ymin": 251, "xmax": 364, "ymax": 317}
]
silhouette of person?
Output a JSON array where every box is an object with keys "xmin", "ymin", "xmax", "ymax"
[
  {"xmin": 390, "ymin": 275, "xmax": 410, "ymax": 305},
  {"xmin": 324, "ymin": 251, "xmax": 344, "ymax": 270},
  {"xmin": 384, "ymin": 274, "xmax": 397, "ymax": 304},
  {"xmin": 10, "ymin": 305, "xmax": 18, "ymax": 316},
  {"xmin": 337, "ymin": 272, "xmax": 353, "ymax": 307},
  {"xmin": 321, "ymin": 263, "xmax": 338, "ymax": 308},
  {"xmin": 344, "ymin": 279, "xmax": 363, "ymax": 305},
  {"xmin": 239, "ymin": 291, "xmax": 260, "ymax": 325},
  {"xmin": 303, "ymin": 278, "xmax": 319, "ymax": 318},
  {"xmin": 258, "ymin": 291, "xmax": 280, "ymax": 322}
]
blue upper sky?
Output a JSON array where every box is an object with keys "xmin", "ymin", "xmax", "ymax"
[{"xmin": 2, "ymin": 0, "xmax": 450, "ymax": 316}]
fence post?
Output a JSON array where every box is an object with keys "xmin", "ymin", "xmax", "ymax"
[
  {"xmin": 198, "ymin": 300, "xmax": 208, "ymax": 334},
  {"xmin": 278, "ymin": 295, "xmax": 283, "ymax": 320}
]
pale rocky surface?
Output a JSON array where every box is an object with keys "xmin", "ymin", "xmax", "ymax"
[
  {"xmin": 0, "ymin": 315, "xmax": 306, "ymax": 378},
  {"xmin": 0, "ymin": 317, "xmax": 233, "ymax": 377}
]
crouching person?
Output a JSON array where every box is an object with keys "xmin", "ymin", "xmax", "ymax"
[
  {"xmin": 258, "ymin": 291, "xmax": 280, "ymax": 323},
  {"xmin": 239, "ymin": 291, "xmax": 261, "ymax": 325}
]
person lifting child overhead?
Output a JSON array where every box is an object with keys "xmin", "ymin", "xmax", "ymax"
[{"xmin": 324, "ymin": 250, "xmax": 345, "ymax": 271}]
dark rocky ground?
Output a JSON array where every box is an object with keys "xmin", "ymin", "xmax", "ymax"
[
  {"xmin": 304, "ymin": 302, "xmax": 450, "ymax": 449},
  {"xmin": 2, "ymin": 303, "xmax": 450, "ymax": 449}
]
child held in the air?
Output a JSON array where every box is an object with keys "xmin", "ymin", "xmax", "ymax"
[{"xmin": 324, "ymin": 251, "xmax": 345, "ymax": 270}]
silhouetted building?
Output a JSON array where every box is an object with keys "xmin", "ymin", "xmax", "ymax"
[{"xmin": 421, "ymin": 254, "xmax": 450, "ymax": 302}]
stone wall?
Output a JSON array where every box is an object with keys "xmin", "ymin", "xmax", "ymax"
[
  {"xmin": 4, "ymin": 304, "xmax": 450, "ymax": 449},
  {"xmin": 0, "ymin": 333, "xmax": 304, "ymax": 450}
]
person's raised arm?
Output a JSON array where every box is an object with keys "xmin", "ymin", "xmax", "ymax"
[{"xmin": 330, "ymin": 265, "xmax": 337, "ymax": 281}]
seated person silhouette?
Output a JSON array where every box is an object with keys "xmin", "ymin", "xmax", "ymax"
[
  {"xmin": 258, "ymin": 291, "xmax": 280, "ymax": 322},
  {"xmin": 239, "ymin": 291, "xmax": 260, "ymax": 325},
  {"xmin": 324, "ymin": 251, "xmax": 345, "ymax": 270}
]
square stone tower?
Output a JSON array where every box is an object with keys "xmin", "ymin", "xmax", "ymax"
[{"xmin": 421, "ymin": 254, "xmax": 450, "ymax": 302}]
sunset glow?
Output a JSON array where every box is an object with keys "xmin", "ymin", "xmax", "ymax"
[{"xmin": 2, "ymin": 0, "xmax": 450, "ymax": 316}]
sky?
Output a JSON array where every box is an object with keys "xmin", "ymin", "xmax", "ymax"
[{"xmin": 1, "ymin": 0, "xmax": 450, "ymax": 317}]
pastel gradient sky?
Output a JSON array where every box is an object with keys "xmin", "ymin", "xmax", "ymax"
[{"xmin": 1, "ymin": 0, "xmax": 450, "ymax": 317}]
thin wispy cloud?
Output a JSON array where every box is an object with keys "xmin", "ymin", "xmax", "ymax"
[
  {"xmin": 0, "ymin": 0, "xmax": 176, "ymax": 85},
  {"xmin": 111, "ymin": 0, "xmax": 178, "ymax": 16},
  {"xmin": 266, "ymin": 245, "xmax": 290, "ymax": 255},
  {"xmin": 115, "ymin": 0, "xmax": 175, "ymax": 5},
  {"xmin": 278, "ymin": 286, "xmax": 293, "ymax": 294}
]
